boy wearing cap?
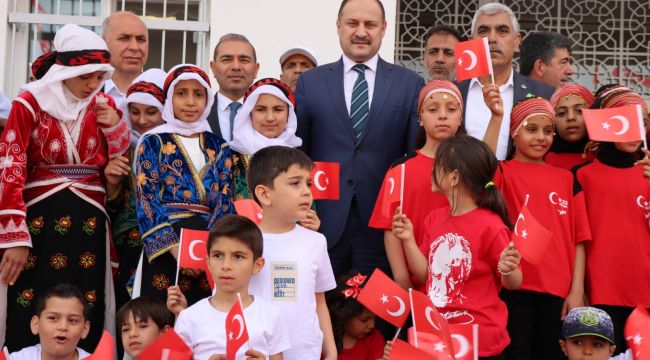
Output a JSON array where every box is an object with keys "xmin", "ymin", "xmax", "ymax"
[
  {"xmin": 560, "ymin": 307, "xmax": 631, "ymax": 360},
  {"xmin": 279, "ymin": 46, "xmax": 317, "ymax": 92}
]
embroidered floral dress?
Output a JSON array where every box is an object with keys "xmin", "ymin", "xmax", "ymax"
[
  {"xmin": 0, "ymin": 91, "xmax": 129, "ymax": 351},
  {"xmin": 135, "ymin": 132, "xmax": 234, "ymax": 304}
]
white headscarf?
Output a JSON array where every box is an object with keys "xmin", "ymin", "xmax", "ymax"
[
  {"xmin": 141, "ymin": 64, "xmax": 213, "ymax": 139},
  {"xmin": 229, "ymin": 81, "xmax": 302, "ymax": 155},
  {"xmin": 21, "ymin": 24, "xmax": 114, "ymax": 122},
  {"xmin": 121, "ymin": 68, "xmax": 166, "ymax": 144}
]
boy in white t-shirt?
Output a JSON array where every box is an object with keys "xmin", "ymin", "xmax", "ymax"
[
  {"xmin": 10, "ymin": 284, "xmax": 90, "ymax": 360},
  {"xmin": 167, "ymin": 215, "xmax": 289, "ymax": 360},
  {"xmin": 246, "ymin": 146, "xmax": 337, "ymax": 360}
]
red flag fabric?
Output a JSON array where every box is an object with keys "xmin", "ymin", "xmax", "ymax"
[
  {"xmin": 85, "ymin": 331, "xmax": 114, "ymax": 360},
  {"xmin": 449, "ymin": 324, "xmax": 479, "ymax": 360},
  {"xmin": 234, "ymin": 199, "xmax": 263, "ymax": 224},
  {"xmin": 455, "ymin": 37, "xmax": 492, "ymax": 81},
  {"xmin": 379, "ymin": 164, "xmax": 404, "ymax": 219},
  {"xmin": 357, "ymin": 268, "xmax": 410, "ymax": 328},
  {"xmin": 311, "ymin": 162, "xmax": 340, "ymax": 200},
  {"xmin": 140, "ymin": 329, "xmax": 192, "ymax": 360},
  {"xmin": 1, "ymin": 347, "xmax": 9, "ymax": 360},
  {"xmin": 583, "ymin": 104, "xmax": 645, "ymax": 142},
  {"xmin": 407, "ymin": 328, "xmax": 452, "ymax": 359},
  {"xmin": 625, "ymin": 306, "xmax": 650, "ymax": 360},
  {"xmin": 178, "ymin": 228, "xmax": 214, "ymax": 289},
  {"xmin": 389, "ymin": 339, "xmax": 442, "ymax": 360},
  {"xmin": 512, "ymin": 203, "xmax": 553, "ymax": 265},
  {"xmin": 409, "ymin": 289, "xmax": 454, "ymax": 357},
  {"xmin": 226, "ymin": 299, "xmax": 250, "ymax": 360}
]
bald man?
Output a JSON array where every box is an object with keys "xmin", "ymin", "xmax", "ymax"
[{"xmin": 101, "ymin": 11, "xmax": 149, "ymax": 106}]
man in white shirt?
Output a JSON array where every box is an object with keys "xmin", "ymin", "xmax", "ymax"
[
  {"xmin": 101, "ymin": 11, "xmax": 149, "ymax": 107},
  {"xmin": 206, "ymin": 34, "xmax": 259, "ymax": 141},
  {"xmin": 456, "ymin": 2, "xmax": 554, "ymax": 159}
]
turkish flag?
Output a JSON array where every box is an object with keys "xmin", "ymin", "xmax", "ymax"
[
  {"xmin": 140, "ymin": 329, "xmax": 192, "ymax": 360},
  {"xmin": 389, "ymin": 339, "xmax": 442, "ymax": 360},
  {"xmin": 449, "ymin": 324, "xmax": 479, "ymax": 360},
  {"xmin": 455, "ymin": 37, "xmax": 492, "ymax": 82},
  {"xmin": 625, "ymin": 306, "xmax": 650, "ymax": 359},
  {"xmin": 178, "ymin": 228, "xmax": 214, "ymax": 289},
  {"xmin": 512, "ymin": 203, "xmax": 553, "ymax": 265},
  {"xmin": 379, "ymin": 164, "xmax": 404, "ymax": 219},
  {"xmin": 583, "ymin": 104, "xmax": 646, "ymax": 142},
  {"xmin": 409, "ymin": 289, "xmax": 454, "ymax": 358},
  {"xmin": 311, "ymin": 162, "xmax": 340, "ymax": 200},
  {"xmin": 234, "ymin": 199, "xmax": 263, "ymax": 224},
  {"xmin": 85, "ymin": 331, "xmax": 114, "ymax": 360},
  {"xmin": 226, "ymin": 299, "xmax": 250, "ymax": 360},
  {"xmin": 358, "ymin": 268, "xmax": 410, "ymax": 328}
]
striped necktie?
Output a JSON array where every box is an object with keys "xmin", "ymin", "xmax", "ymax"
[{"xmin": 350, "ymin": 64, "xmax": 369, "ymax": 139}]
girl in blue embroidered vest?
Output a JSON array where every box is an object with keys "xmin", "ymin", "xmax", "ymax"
[
  {"xmin": 0, "ymin": 24, "xmax": 130, "ymax": 351},
  {"xmin": 134, "ymin": 64, "xmax": 234, "ymax": 306},
  {"xmin": 105, "ymin": 69, "xmax": 166, "ymax": 311}
]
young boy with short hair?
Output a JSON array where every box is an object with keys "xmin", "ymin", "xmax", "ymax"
[
  {"xmin": 117, "ymin": 297, "xmax": 175, "ymax": 360},
  {"xmin": 560, "ymin": 306, "xmax": 631, "ymax": 360},
  {"xmin": 10, "ymin": 284, "xmax": 90, "ymax": 360},
  {"xmin": 246, "ymin": 146, "xmax": 337, "ymax": 360},
  {"xmin": 167, "ymin": 214, "xmax": 289, "ymax": 360}
]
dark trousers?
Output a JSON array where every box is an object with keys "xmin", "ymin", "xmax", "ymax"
[
  {"xmin": 501, "ymin": 289, "xmax": 566, "ymax": 360},
  {"xmin": 481, "ymin": 355, "xmax": 504, "ymax": 360}
]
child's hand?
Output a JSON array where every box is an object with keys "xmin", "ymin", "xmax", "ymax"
[
  {"xmin": 382, "ymin": 340, "xmax": 393, "ymax": 360},
  {"xmin": 391, "ymin": 207, "xmax": 414, "ymax": 243},
  {"xmin": 95, "ymin": 95, "xmax": 120, "ymax": 127},
  {"xmin": 635, "ymin": 148, "xmax": 650, "ymax": 183},
  {"xmin": 0, "ymin": 246, "xmax": 29, "ymax": 285},
  {"xmin": 104, "ymin": 155, "xmax": 130, "ymax": 185},
  {"xmin": 498, "ymin": 241, "xmax": 521, "ymax": 274},
  {"xmin": 299, "ymin": 209, "xmax": 321, "ymax": 231},
  {"xmin": 561, "ymin": 290, "xmax": 585, "ymax": 320},
  {"xmin": 482, "ymin": 84, "xmax": 503, "ymax": 117},
  {"xmin": 244, "ymin": 349, "xmax": 265, "ymax": 360},
  {"xmin": 166, "ymin": 285, "xmax": 188, "ymax": 316}
]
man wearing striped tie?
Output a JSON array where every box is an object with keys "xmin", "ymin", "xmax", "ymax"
[{"xmin": 295, "ymin": 0, "xmax": 424, "ymax": 278}]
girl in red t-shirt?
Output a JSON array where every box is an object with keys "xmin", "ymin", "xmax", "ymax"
[
  {"xmin": 326, "ymin": 272, "xmax": 386, "ymax": 360},
  {"xmin": 369, "ymin": 80, "xmax": 465, "ymax": 291},
  {"xmin": 392, "ymin": 135, "xmax": 522, "ymax": 359},
  {"xmin": 495, "ymin": 97, "xmax": 591, "ymax": 360},
  {"xmin": 545, "ymin": 84, "xmax": 596, "ymax": 170}
]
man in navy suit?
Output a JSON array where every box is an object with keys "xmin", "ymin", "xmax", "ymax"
[
  {"xmin": 296, "ymin": 0, "xmax": 424, "ymax": 277},
  {"xmin": 456, "ymin": 2, "xmax": 554, "ymax": 160}
]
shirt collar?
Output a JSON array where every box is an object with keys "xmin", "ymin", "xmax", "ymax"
[
  {"xmin": 342, "ymin": 53, "xmax": 379, "ymax": 74},
  {"xmin": 217, "ymin": 91, "xmax": 243, "ymax": 112},
  {"xmin": 469, "ymin": 68, "xmax": 514, "ymax": 89},
  {"xmin": 104, "ymin": 79, "xmax": 121, "ymax": 95}
]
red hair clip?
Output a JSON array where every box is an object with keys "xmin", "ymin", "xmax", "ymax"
[{"xmin": 341, "ymin": 273, "xmax": 366, "ymax": 299}]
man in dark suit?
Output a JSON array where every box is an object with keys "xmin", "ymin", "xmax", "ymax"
[
  {"xmin": 456, "ymin": 2, "xmax": 554, "ymax": 160},
  {"xmin": 206, "ymin": 34, "xmax": 259, "ymax": 140},
  {"xmin": 296, "ymin": 0, "xmax": 424, "ymax": 277}
]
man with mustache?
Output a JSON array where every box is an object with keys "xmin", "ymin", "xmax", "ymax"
[
  {"xmin": 296, "ymin": 0, "xmax": 424, "ymax": 277},
  {"xmin": 423, "ymin": 25, "xmax": 463, "ymax": 81},
  {"xmin": 279, "ymin": 46, "xmax": 317, "ymax": 92},
  {"xmin": 102, "ymin": 11, "xmax": 149, "ymax": 107},
  {"xmin": 519, "ymin": 31, "xmax": 574, "ymax": 89},
  {"xmin": 456, "ymin": 2, "xmax": 554, "ymax": 160}
]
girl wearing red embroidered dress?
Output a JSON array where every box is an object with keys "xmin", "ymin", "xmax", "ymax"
[{"xmin": 0, "ymin": 24, "xmax": 129, "ymax": 351}]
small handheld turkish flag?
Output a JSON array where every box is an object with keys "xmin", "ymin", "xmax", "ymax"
[
  {"xmin": 177, "ymin": 228, "xmax": 214, "ymax": 289},
  {"xmin": 455, "ymin": 37, "xmax": 492, "ymax": 82},
  {"xmin": 409, "ymin": 289, "xmax": 455, "ymax": 358},
  {"xmin": 85, "ymin": 331, "xmax": 114, "ymax": 360},
  {"xmin": 226, "ymin": 295, "xmax": 250, "ymax": 360},
  {"xmin": 389, "ymin": 339, "xmax": 442, "ymax": 359},
  {"xmin": 140, "ymin": 329, "xmax": 192, "ymax": 360},
  {"xmin": 358, "ymin": 268, "xmax": 410, "ymax": 328},
  {"xmin": 311, "ymin": 162, "xmax": 340, "ymax": 200},
  {"xmin": 583, "ymin": 104, "xmax": 646, "ymax": 143},
  {"xmin": 625, "ymin": 306, "xmax": 650, "ymax": 360},
  {"xmin": 512, "ymin": 203, "xmax": 553, "ymax": 265},
  {"xmin": 449, "ymin": 324, "xmax": 479, "ymax": 360},
  {"xmin": 234, "ymin": 199, "xmax": 263, "ymax": 224}
]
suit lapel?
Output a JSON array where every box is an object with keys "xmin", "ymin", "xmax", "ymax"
[
  {"xmin": 326, "ymin": 58, "xmax": 356, "ymax": 140},
  {"xmin": 358, "ymin": 57, "xmax": 394, "ymax": 145},
  {"xmin": 207, "ymin": 94, "xmax": 222, "ymax": 137}
]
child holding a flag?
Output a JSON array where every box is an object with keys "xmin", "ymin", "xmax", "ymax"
[
  {"xmin": 573, "ymin": 84, "xmax": 650, "ymax": 355},
  {"xmin": 493, "ymin": 97, "xmax": 591, "ymax": 360},
  {"xmin": 169, "ymin": 215, "xmax": 290, "ymax": 360},
  {"xmin": 392, "ymin": 135, "xmax": 522, "ymax": 359},
  {"xmin": 117, "ymin": 297, "xmax": 175, "ymax": 360}
]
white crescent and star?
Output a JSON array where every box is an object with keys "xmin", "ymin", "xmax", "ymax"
[
  {"xmin": 610, "ymin": 115, "xmax": 630, "ymax": 135},
  {"xmin": 188, "ymin": 239, "xmax": 204, "ymax": 261},
  {"xmin": 637, "ymin": 195, "xmax": 649, "ymax": 209},
  {"xmin": 425, "ymin": 306, "xmax": 442, "ymax": 331},
  {"xmin": 451, "ymin": 334, "xmax": 470, "ymax": 357},
  {"xmin": 314, "ymin": 170, "xmax": 329, "ymax": 191},
  {"xmin": 382, "ymin": 294, "xmax": 406, "ymax": 317},
  {"xmin": 232, "ymin": 314, "xmax": 245, "ymax": 340},
  {"xmin": 514, "ymin": 213, "xmax": 527, "ymax": 239},
  {"xmin": 461, "ymin": 50, "xmax": 478, "ymax": 71},
  {"xmin": 388, "ymin": 177, "xmax": 395, "ymax": 195}
]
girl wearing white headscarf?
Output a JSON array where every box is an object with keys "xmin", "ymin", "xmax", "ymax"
[
  {"xmin": 0, "ymin": 24, "xmax": 129, "ymax": 350},
  {"xmin": 104, "ymin": 68, "xmax": 166, "ymax": 309},
  {"xmin": 133, "ymin": 64, "xmax": 234, "ymax": 304}
]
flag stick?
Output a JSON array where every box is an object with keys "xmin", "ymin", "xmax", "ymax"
[
  {"xmin": 398, "ymin": 163, "xmax": 405, "ymax": 214},
  {"xmin": 237, "ymin": 292, "xmax": 253, "ymax": 351},
  {"xmin": 408, "ymin": 289, "xmax": 419, "ymax": 348},
  {"xmin": 175, "ymin": 229, "xmax": 184, "ymax": 286},
  {"xmin": 636, "ymin": 104, "xmax": 648, "ymax": 150},
  {"xmin": 392, "ymin": 327, "xmax": 402, "ymax": 341},
  {"xmin": 524, "ymin": 193, "xmax": 530, "ymax": 207}
]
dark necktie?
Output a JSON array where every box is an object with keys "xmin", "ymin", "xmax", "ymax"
[
  {"xmin": 350, "ymin": 64, "xmax": 369, "ymax": 139},
  {"xmin": 228, "ymin": 101, "xmax": 242, "ymax": 141}
]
